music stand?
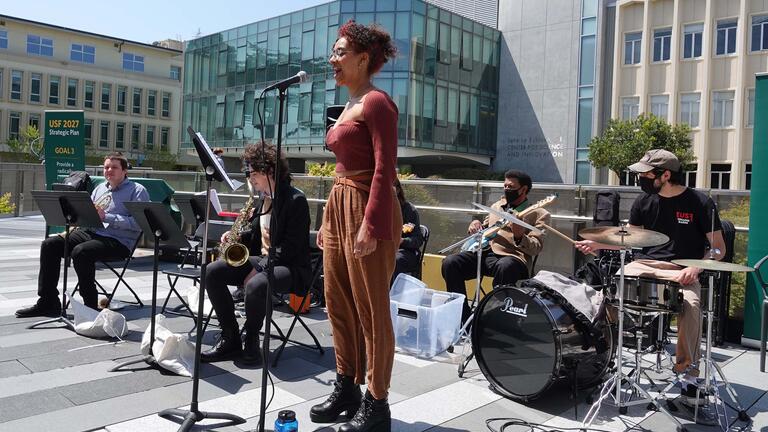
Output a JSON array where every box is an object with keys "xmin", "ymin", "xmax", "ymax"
[
  {"xmin": 158, "ymin": 128, "xmax": 245, "ymax": 431},
  {"xmin": 29, "ymin": 190, "xmax": 104, "ymax": 331},
  {"xmin": 110, "ymin": 201, "xmax": 190, "ymax": 373}
]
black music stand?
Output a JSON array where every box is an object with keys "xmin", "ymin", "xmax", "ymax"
[
  {"xmin": 110, "ymin": 201, "xmax": 190, "ymax": 373},
  {"xmin": 29, "ymin": 190, "xmax": 104, "ymax": 331},
  {"xmin": 158, "ymin": 127, "xmax": 245, "ymax": 431}
]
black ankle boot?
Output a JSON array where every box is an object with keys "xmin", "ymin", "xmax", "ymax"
[
  {"xmin": 241, "ymin": 330, "xmax": 262, "ymax": 365},
  {"xmin": 339, "ymin": 390, "xmax": 391, "ymax": 432},
  {"xmin": 309, "ymin": 374, "xmax": 362, "ymax": 423},
  {"xmin": 201, "ymin": 327, "xmax": 241, "ymax": 362}
]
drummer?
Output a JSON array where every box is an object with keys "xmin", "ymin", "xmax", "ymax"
[
  {"xmin": 442, "ymin": 169, "xmax": 550, "ymax": 323},
  {"xmin": 575, "ymin": 149, "xmax": 726, "ymax": 404}
]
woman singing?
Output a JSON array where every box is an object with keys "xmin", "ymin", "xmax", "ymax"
[{"xmin": 310, "ymin": 21, "xmax": 400, "ymax": 432}]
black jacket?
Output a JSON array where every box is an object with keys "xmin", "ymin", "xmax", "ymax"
[
  {"xmin": 240, "ymin": 180, "xmax": 312, "ymax": 295},
  {"xmin": 400, "ymin": 201, "xmax": 423, "ymax": 252}
]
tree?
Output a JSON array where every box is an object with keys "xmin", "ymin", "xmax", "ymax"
[
  {"xmin": 4, "ymin": 125, "xmax": 42, "ymax": 163},
  {"xmin": 588, "ymin": 113, "xmax": 695, "ymax": 178}
]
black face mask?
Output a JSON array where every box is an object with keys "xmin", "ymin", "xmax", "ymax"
[
  {"xmin": 505, "ymin": 188, "xmax": 522, "ymax": 205},
  {"xmin": 639, "ymin": 176, "xmax": 661, "ymax": 195}
]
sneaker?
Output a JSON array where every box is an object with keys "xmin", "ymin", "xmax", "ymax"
[{"xmin": 15, "ymin": 298, "xmax": 62, "ymax": 318}]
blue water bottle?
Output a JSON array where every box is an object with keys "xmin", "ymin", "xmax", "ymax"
[{"xmin": 274, "ymin": 409, "xmax": 298, "ymax": 432}]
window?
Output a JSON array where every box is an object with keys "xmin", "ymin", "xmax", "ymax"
[
  {"xmin": 710, "ymin": 163, "xmax": 731, "ymax": 189},
  {"xmin": 683, "ymin": 23, "xmax": 704, "ymax": 59},
  {"xmin": 30, "ymin": 73, "xmax": 42, "ymax": 103},
  {"xmin": 101, "ymin": 83, "xmax": 111, "ymax": 111},
  {"xmin": 116, "ymin": 123, "xmax": 125, "ymax": 149},
  {"xmin": 752, "ymin": 15, "xmax": 768, "ymax": 51},
  {"xmin": 653, "ymin": 28, "xmax": 672, "ymax": 62},
  {"xmin": 99, "ymin": 121, "xmax": 109, "ymax": 148},
  {"xmin": 170, "ymin": 65, "xmax": 181, "ymax": 80},
  {"xmin": 49, "ymin": 76, "xmax": 60, "ymax": 104},
  {"xmin": 460, "ymin": 31, "xmax": 472, "ymax": 70},
  {"xmin": 747, "ymin": 88, "xmax": 755, "ymax": 127},
  {"xmin": 131, "ymin": 124, "xmax": 141, "ymax": 150},
  {"xmin": 161, "ymin": 127, "xmax": 169, "ymax": 151},
  {"xmin": 680, "ymin": 93, "xmax": 701, "ymax": 127},
  {"xmin": 716, "ymin": 19, "xmax": 737, "ymax": 55},
  {"xmin": 70, "ymin": 44, "xmax": 95, "ymax": 63},
  {"xmin": 161, "ymin": 92, "xmax": 170, "ymax": 117},
  {"xmin": 0, "ymin": 30, "xmax": 7, "ymax": 49},
  {"xmin": 621, "ymin": 96, "xmax": 639, "ymax": 120},
  {"xmin": 619, "ymin": 171, "xmax": 638, "ymax": 186},
  {"xmin": 624, "ymin": 32, "xmax": 642, "ymax": 65},
  {"xmin": 11, "ymin": 70, "xmax": 22, "ymax": 101},
  {"xmin": 0, "ymin": 69, "xmax": 3, "ymax": 98},
  {"xmin": 132, "ymin": 88, "xmax": 142, "ymax": 114},
  {"xmin": 28, "ymin": 113, "xmax": 40, "ymax": 130},
  {"xmin": 712, "ymin": 90, "xmax": 735, "ymax": 128},
  {"xmin": 117, "ymin": 86, "xmax": 127, "ymax": 112},
  {"xmin": 683, "ymin": 164, "xmax": 698, "ymax": 187},
  {"xmin": 650, "ymin": 95, "xmax": 668, "ymax": 120},
  {"xmin": 745, "ymin": 163, "xmax": 752, "ymax": 190},
  {"xmin": 27, "ymin": 35, "xmax": 53, "ymax": 57},
  {"xmin": 9, "ymin": 112, "xmax": 21, "ymax": 140},
  {"xmin": 67, "ymin": 78, "xmax": 78, "ymax": 106},
  {"xmin": 438, "ymin": 23, "xmax": 450, "ymax": 63},
  {"xmin": 147, "ymin": 90, "xmax": 157, "ymax": 116},
  {"xmin": 84, "ymin": 119, "xmax": 93, "ymax": 146},
  {"xmin": 122, "ymin": 53, "xmax": 145, "ymax": 72},
  {"xmin": 435, "ymin": 86, "xmax": 447, "ymax": 125},
  {"xmin": 146, "ymin": 125, "xmax": 155, "ymax": 150},
  {"xmin": 84, "ymin": 81, "xmax": 94, "ymax": 109}
]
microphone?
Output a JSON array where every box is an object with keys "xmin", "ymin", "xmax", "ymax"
[{"xmin": 264, "ymin": 71, "xmax": 309, "ymax": 92}]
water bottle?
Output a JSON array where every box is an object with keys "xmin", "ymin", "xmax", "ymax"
[{"xmin": 274, "ymin": 409, "xmax": 298, "ymax": 432}]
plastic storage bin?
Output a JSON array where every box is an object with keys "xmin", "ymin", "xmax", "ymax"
[{"xmin": 389, "ymin": 274, "xmax": 465, "ymax": 358}]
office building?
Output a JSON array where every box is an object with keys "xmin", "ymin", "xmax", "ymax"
[{"xmin": 0, "ymin": 15, "xmax": 184, "ymax": 166}]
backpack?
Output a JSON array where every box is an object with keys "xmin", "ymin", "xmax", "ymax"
[
  {"xmin": 53, "ymin": 171, "xmax": 91, "ymax": 191},
  {"xmin": 593, "ymin": 190, "xmax": 620, "ymax": 227}
]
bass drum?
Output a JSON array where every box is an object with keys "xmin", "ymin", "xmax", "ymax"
[{"xmin": 472, "ymin": 285, "xmax": 613, "ymax": 402}]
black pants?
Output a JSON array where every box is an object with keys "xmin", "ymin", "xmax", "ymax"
[
  {"xmin": 441, "ymin": 250, "xmax": 529, "ymax": 321},
  {"xmin": 205, "ymin": 258, "xmax": 294, "ymax": 335},
  {"xmin": 39, "ymin": 229, "xmax": 130, "ymax": 308},
  {"xmin": 391, "ymin": 248, "xmax": 420, "ymax": 285}
]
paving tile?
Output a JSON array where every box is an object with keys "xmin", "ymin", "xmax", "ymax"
[
  {"xmin": 0, "ymin": 359, "xmax": 30, "ymax": 379},
  {"xmin": 0, "ymin": 389, "xmax": 74, "ymax": 423},
  {"xmin": 0, "ymin": 360, "xmax": 131, "ymax": 399}
]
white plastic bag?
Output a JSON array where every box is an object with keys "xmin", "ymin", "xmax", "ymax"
[
  {"xmin": 140, "ymin": 314, "xmax": 195, "ymax": 377},
  {"xmin": 72, "ymin": 298, "xmax": 129, "ymax": 338}
]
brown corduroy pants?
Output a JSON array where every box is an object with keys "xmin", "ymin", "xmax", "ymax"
[
  {"xmin": 622, "ymin": 259, "xmax": 702, "ymax": 376},
  {"xmin": 322, "ymin": 176, "xmax": 401, "ymax": 400}
]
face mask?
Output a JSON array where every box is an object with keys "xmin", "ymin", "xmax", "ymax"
[
  {"xmin": 505, "ymin": 188, "xmax": 521, "ymax": 204},
  {"xmin": 639, "ymin": 176, "xmax": 661, "ymax": 195}
]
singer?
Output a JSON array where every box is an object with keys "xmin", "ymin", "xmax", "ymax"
[
  {"xmin": 311, "ymin": 20, "xmax": 400, "ymax": 432},
  {"xmin": 16, "ymin": 152, "xmax": 149, "ymax": 317}
]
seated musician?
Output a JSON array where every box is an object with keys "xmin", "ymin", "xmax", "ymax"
[
  {"xmin": 16, "ymin": 152, "xmax": 149, "ymax": 317},
  {"xmin": 201, "ymin": 143, "xmax": 311, "ymax": 365},
  {"xmin": 442, "ymin": 170, "xmax": 550, "ymax": 322},
  {"xmin": 575, "ymin": 149, "xmax": 726, "ymax": 405},
  {"xmin": 391, "ymin": 178, "xmax": 424, "ymax": 285}
]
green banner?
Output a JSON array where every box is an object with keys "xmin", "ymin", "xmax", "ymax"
[
  {"xmin": 744, "ymin": 74, "xmax": 768, "ymax": 344},
  {"xmin": 43, "ymin": 110, "xmax": 85, "ymax": 189}
]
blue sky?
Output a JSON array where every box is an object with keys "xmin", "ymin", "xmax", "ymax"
[{"xmin": 2, "ymin": 0, "xmax": 328, "ymax": 43}]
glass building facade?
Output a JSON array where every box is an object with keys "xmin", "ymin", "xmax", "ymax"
[{"xmin": 181, "ymin": 0, "xmax": 500, "ymax": 160}]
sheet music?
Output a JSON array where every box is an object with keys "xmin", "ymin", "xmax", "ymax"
[{"xmin": 196, "ymin": 188, "xmax": 223, "ymax": 215}]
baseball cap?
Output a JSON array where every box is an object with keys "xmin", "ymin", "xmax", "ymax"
[{"xmin": 628, "ymin": 149, "xmax": 681, "ymax": 173}]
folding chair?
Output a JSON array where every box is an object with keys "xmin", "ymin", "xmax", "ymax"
[
  {"xmin": 70, "ymin": 234, "xmax": 144, "ymax": 308},
  {"xmin": 271, "ymin": 241, "xmax": 326, "ymax": 367},
  {"xmin": 410, "ymin": 224, "xmax": 430, "ymax": 280}
]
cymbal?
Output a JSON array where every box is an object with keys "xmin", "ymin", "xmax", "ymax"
[
  {"xmin": 671, "ymin": 259, "xmax": 755, "ymax": 273},
  {"xmin": 578, "ymin": 226, "xmax": 669, "ymax": 248}
]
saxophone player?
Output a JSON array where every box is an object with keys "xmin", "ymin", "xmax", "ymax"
[
  {"xmin": 201, "ymin": 142, "xmax": 312, "ymax": 365},
  {"xmin": 16, "ymin": 152, "xmax": 149, "ymax": 317}
]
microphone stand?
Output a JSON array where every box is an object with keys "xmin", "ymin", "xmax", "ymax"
[{"xmin": 257, "ymin": 85, "xmax": 287, "ymax": 432}]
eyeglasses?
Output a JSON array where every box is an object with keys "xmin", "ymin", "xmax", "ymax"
[
  {"xmin": 329, "ymin": 48, "xmax": 353, "ymax": 59},
  {"xmin": 503, "ymin": 185, "xmax": 521, "ymax": 191}
]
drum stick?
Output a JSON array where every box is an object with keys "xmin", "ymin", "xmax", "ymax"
[{"xmin": 541, "ymin": 223, "xmax": 598, "ymax": 256}]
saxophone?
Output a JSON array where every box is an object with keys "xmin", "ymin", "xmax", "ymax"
[{"xmin": 219, "ymin": 187, "xmax": 256, "ymax": 267}]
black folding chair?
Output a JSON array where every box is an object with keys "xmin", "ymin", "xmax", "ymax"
[
  {"xmin": 411, "ymin": 224, "xmax": 430, "ymax": 280},
  {"xmin": 70, "ymin": 234, "xmax": 144, "ymax": 307}
]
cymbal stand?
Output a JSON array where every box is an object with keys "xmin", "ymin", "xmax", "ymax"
[
  {"xmin": 439, "ymin": 230, "xmax": 484, "ymax": 378},
  {"xmin": 583, "ymin": 246, "xmax": 684, "ymax": 431}
]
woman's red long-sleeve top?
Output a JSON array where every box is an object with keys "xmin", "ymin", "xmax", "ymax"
[{"xmin": 325, "ymin": 89, "xmax": 399, "ymax": 240}]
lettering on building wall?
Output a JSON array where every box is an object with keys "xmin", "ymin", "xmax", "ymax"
[{"xmin": 503, "ymin": 136, "xmax": 567, "ymax": 159}]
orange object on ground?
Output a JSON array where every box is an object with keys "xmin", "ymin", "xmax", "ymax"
[{"xmin": 289, "ymin": 293, "xmax": 310, "ymax": 314}]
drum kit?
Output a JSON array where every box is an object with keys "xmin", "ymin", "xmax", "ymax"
[{"xmin": 446, "ymin": 206, "xmax": 753, "ymax": 430}]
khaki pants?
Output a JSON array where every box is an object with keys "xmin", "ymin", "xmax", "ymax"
[
  {"xmin": 621, "ymin": 259, "xmax": 701, "ymax": 376},
  {"xmin": 322, "ymin": 177, "xmax": 402, "ymax": 399}
]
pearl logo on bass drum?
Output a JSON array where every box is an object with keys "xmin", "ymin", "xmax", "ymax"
[{"xmin": 500, "ymin": 297, "xmax": 528, "ymax": 317}]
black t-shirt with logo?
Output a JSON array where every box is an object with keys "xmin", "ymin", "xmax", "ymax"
[{"xmin": 629, "ymin": 188, "xmax": 721, "ymax": 261}]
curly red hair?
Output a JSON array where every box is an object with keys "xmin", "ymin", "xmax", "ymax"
[{"xmin": 337, "ymin": 20, "xmax": 397, "ymax": 75}]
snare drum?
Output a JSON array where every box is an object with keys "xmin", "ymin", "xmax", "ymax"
[{"xmin": 609, "ymin": 276, "xmax": 682, "ymax": 312}]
